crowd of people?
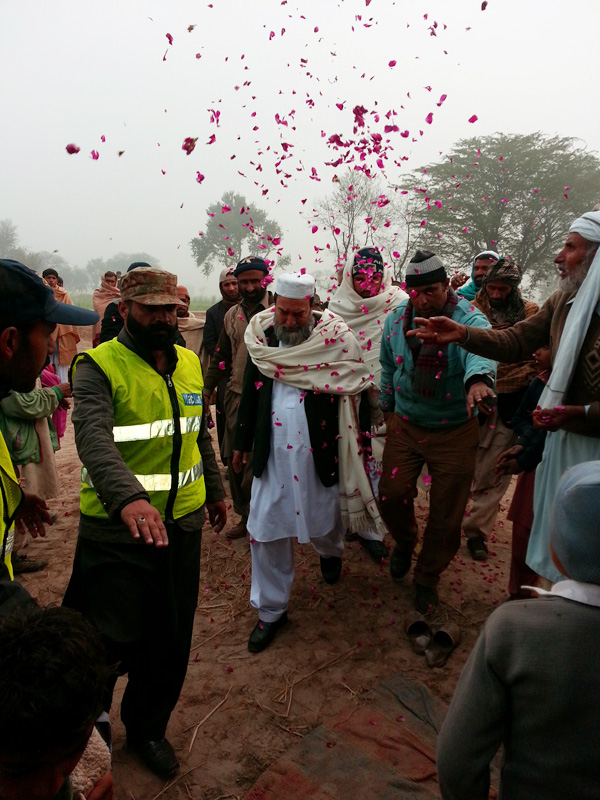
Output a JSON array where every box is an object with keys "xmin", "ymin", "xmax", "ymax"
[{"xmin": 0, "ymin": 208, "xmax": 599, "ymax": 799}]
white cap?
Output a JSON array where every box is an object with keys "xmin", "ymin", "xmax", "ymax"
[{"xmin": 274, "ymin": 271, "xmax": 315, "ymax": 299}]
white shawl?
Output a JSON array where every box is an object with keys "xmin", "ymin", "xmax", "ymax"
[
  {"xmin": 539, "ymin": 211, "xmax": 600, "ymax": 408},
  {"xmin": 328, "ymin": 256, "xmax": 407, "ymax": 384},
  {"xmin": 245, "ymin": 307, "xmax": 388, "ymax": 536}
]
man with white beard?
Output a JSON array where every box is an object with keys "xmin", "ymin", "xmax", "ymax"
[
  {"xmin": 233, "ymin": 272, "xmax": 385, "ymax": 652},
  {"xmin": 407, "ymin": 210, "xmax": 600, "ymax": 585},
  {"xmin": 329, "ymin": 247, "xmax": 406, "ymax": 562}
]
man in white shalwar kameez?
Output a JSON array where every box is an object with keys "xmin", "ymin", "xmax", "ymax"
[
  {"xmin": 329, "ymin": 246, "xmax": 406, "ymax": 562},
  {"xmin": 233, "ymin": 271, "xmax": 385, "ymax": 652}
]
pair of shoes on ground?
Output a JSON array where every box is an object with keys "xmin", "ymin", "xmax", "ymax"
[
  {"xmin": 127, "ymin": 736, "xmax": 179, "ymax": 779},
  {"xmin": 404, "ymin": 612, "xmax": 461, "ymax": 667},
  {"xmin": 248, "ymin": 611, "xmax": 289, "ymax": 653},
  {"xmin": 11, "ymin": 554, "xmax": 48, "ymax": 574},
  {"xmin": 358, "ymin": 536, "xmax": 388, "ymax": 563},
  {"xmin": 467, "ymin": 535, "xmax": 489, "ymax": 561},
  {"xmin": 226, "ymin": 520, "xmax": 248, "ymax": 540}
]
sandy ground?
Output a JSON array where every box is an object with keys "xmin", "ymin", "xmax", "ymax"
[{"xmin": 17, "ymin": 327, "xmax": 515, "ymax": 800}]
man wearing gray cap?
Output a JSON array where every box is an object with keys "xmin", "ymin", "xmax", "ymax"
[
  {"xmin": 203, "ymin": 267, "xmax": 239, "ymax": 450},
  {"xmin": 234, "ymin": 271, "xmax": 385, "ymax": 652},
  {"xmin": 437, "ymin": 460, "xmax": 600, "ymax": 800},
  {"xmin": 64, "ymin": 266, "xmax": 227, "ymax": 780},
  {"xmin": 410, "ymin": 211, "xmax": 600, "ymax": 586},
  {"xmin": 379, "ymin": 250, "xmax": 496, "ymax": 614}
]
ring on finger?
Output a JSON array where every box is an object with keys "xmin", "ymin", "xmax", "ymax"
[{"xmin": 137, "ymin": 516, "xmax": 146, "ymax": 525}]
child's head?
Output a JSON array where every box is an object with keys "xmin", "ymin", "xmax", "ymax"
[
  {"xmin": 0, "ymin": 606, "xmax": 107, "ymax": 800},
  {"xmin": 533, "ymin": 345, "xmax": 551, "ymax": 373}
]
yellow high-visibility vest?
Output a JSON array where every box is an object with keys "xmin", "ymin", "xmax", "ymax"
[
  {"xmin": 0, "ymin": 431, "xmax": 21, "ymax": 578},
  {"xmin": 74, "ymin": 339, "xmax": 206, "ymax": 522}
]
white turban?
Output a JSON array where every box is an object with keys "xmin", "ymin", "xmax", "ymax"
[
  {"xmin": 540, "ymin": 210, "xmax": 600, "ymax": 407},
  {"xmin": 569, "ymin": 210, "xmax": 600, "ymax": 243}
]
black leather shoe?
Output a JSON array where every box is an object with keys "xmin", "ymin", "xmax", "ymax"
[
  {"xmin": 358, "ymin": 536, "xmax": 389, "ymax": 563},
  {"xmin": 414, "ymin": 584, "xmax": 439, "ymax": 615},
  {"xmin": 467, "ymin": 535, "xmax": 489, "ymax": 561},
  {"xmin": 248, "ymin": 611, "xmax": 288, "ymax": 653},
  {"xmin": 127, "ymin": 737, "xmax": 179, "ymax": 779},
  {"xmin": 390, "ymin": 547, "xmax": 412, "ymax": 580},
  {"xmin": 320, "ymin": 556, "xmax": 342, "ymax": 584}
]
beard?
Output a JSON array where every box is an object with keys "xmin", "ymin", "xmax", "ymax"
[
  {"xmin": 558, "ymin": 261, "xmax": 590, "ymax": 294},
  {"xmin": 274, "ymin": 316, "xmax": 315, "ymax": 347},
  {"xmin": 241, "ymin": 288, "xmax": 265, "ymax": 305},
  {"xmin": 126, "ymin": 312, "xmax": 178, "ymax": 351}
]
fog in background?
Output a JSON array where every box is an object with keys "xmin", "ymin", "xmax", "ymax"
[{"xmin": 2, "ymin": 0, "xmax": 599, "ymax": 296}]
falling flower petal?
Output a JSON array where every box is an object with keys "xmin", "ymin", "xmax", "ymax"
[
  {"xmin": 195, "ymin": 171, "xmax": 205, "ymax": 183},
  {"xmin": 65, "ymin": 143, "xmax": 80, "ymax": 155},
  {"xmin": 425, "ymin": 112, "xmax": 434, "ymax": 124},
  {"xmin": 90, "ymin": 150, "xmax": 99, "ymax": 160},
  {"xmin": 468, "ymin": 114, "xmax": 479, "ymax": 123},
  {"xmin": 182, "ymin": 137, "xmax": 198, "ymax": 155}
]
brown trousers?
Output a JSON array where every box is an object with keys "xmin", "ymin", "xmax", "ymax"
[{"xmin": 379, "ymin": 414, "xmax": 479, "ymax": 588}]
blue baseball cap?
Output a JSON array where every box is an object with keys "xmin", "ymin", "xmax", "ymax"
[{"xmin": 0, "ymin": 259, "xmax": 99, "ymax": 327}]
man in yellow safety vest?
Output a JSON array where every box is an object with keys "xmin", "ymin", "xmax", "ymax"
[{"xmin": 63, "ymin": 266, "xmax": 226, "ymax": 781}]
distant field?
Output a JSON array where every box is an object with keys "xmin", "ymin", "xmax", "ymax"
[{"xmin": 71, "ymin": 293, "xmax": 219, "ymax": 311}]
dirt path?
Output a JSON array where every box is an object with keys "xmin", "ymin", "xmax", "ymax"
[{"xmin": 18, "ymin": 329, "xmax": 514, "ymax": 799}]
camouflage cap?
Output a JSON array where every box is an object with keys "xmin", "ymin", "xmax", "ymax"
[{"xmin": 120, "ymin": 267, "xmax": 179, "ymax": 305}]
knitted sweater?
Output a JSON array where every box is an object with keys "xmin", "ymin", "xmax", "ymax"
[
  {"xmin": 437, "ymin": 596, "xmax": 600, "ymax": 800},
  {"xmin": 380, "ymin": 296, "xmax": 496, "ymax": 428},
  {"xmin": 463, "ymin": 289, "xmax": 600, "ymax": 436}
]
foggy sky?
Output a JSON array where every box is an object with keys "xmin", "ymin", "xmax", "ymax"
[{"xmin": 1, "ymin": 0, "xmax": 599, "ymax": 296}]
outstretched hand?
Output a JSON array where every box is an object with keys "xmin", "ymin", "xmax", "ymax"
[
  {"xmin": 466, "ymin": 382, "xmax": 496, "ymax": 419},
  {"xmin": 496, "ymin": 444, "xmax": 524, "ymax": 475},
  {"xmin": 407, "ymin": 316, "xmax": 468, "ymax": 346},
  {"xmin": 15, "ymin": 492, "xmax": 53, "ymax": 538}
]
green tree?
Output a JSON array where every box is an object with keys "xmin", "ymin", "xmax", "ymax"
[
  {"xmin": 399, "ymin": 133, "xmax": 600, "ymax": 291},
  {"xmin": 313, "ymin": 172, "xmax": 419, "ymax": 280},
  {"xmin": 189, "ymin": 191, "xmax": 290, "ymax": 276}
]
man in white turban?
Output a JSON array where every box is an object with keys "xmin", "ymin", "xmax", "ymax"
[
  {"xmin": 329, "ymin": 247, "xmax": 406, "ymax": 563},
  {"xmin": 233, "ymin": 271, "xmax": 384, "ymax": 652},
  {"xmin": 407, "ymin": 210, "xmax": 600, "ymax": 585}
]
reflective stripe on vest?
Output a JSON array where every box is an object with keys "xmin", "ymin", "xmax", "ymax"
[
  {"xmin": 0, "ymin": 432, "xmax": 21, "ymax": 578},
  {"xmin": 112, "ymin": 415, "xmax": 202, "ymax": 443},
  {"xmin": 81, "ymin": 460, "xmax": 204, "ymax": 493},
  {"xmin": 74, "ymin": 340, "xmax": 206, "ymax": 521}
]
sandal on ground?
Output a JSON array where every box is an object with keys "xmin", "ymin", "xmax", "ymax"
[
  {"xmin": 403, "ymin": 611, "xmax": 432, "ymax": 655},
  {"xmin": 425, "ymin": 623, "xmax": 462, "ymax": 668}
]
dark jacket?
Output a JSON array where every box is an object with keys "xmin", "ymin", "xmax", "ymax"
[
  {"xmin": 512, "ymin": 375, "xmax": 547, "ymax": 473},
  {"xmin": 233, "ymin": 325, "xmax": 370, "ymax": 487},
  {"xmin": 204, "ymin": 299, "xmax": 234, "ymax": 359}
]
